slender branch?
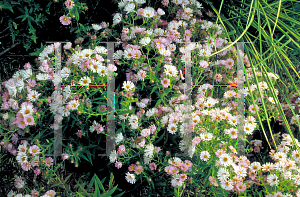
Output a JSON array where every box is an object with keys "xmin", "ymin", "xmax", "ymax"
[
  {"xmin": 0, "ymin": 33, "xmax": 10, "ymax": 39},
  {"xmin": 0, "ymin": 27, "xmax": 9, "ymax": 35},
  {"xmin": 0, "ymin": 42, "xmax": 21, "ymax": 57}
]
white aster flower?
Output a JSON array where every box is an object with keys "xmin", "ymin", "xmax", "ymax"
[
  {"xmin": 140, "ymin": 37, "xmax": 151, "ymax": 46},
  {"xmin": 27, "ymin": 90, "xmax": 41, "ymax": 102},
  {"xmin": 97, "ymin": 65, "xmax": 107, "ymax": 77},
  {"xmin": 92, "ymin": 24, "xmax": 102, "ymax": 31},
  {"xmin": 61, "ymin": 67, "xmax": 71, "ymax": 79},
  {"xmin": 267, "ymin": 174, "xmax": 278, "ymax": 186},
  {"xmin": 143, "ymin": 7, "xmax": 155, "ymax": 18},
  {"xmin": 109, "ymin": 150, "xmax": 118, "ymax": 163},
  {"xmin": 36, "ymin": 73, "xmax": 49, "ymax": 81},
  {"xmin": 115, "ymin": 133, "xmax": 124, "ymax": 144},
  {"xmin": 79, "ymin": 76, "xmax": 91, "ymax": 86},
  {"xmin": 68, "ymin": 100, "xmax": 80, "ymax": 111},
  {"xmin": 219, "ymin": 153, "xmax": 233, "ymax": 167},
  {"xmin": 124, "ymin": 3, "xmax": 135, "ymax": 13},
  {"xmin": 200, "ymin": 151, "xmax": 210, "ymax": 161},
  {"xmin": 94, "ymin": 46, "xmax": 107, "ymax": 54},
  {"xmin": 122, "ymin": 81, "xmax": 135, "ymax": 91},
  {"xmin": 144, "ymin": 143, "xmax": 154, "ymax": 158},
  {"xmin": 113, "ymin": 13, "xmax": 122, "ymax": 25},
  {"xmin": 125, "ymin": 172, "xmax": 136, "ymax": 184}
]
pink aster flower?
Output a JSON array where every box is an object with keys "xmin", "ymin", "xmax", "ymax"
[
  {"xmin": 80, "ymin": 59, "xmax": 90, "ymax": 72},
  {"xmin": 24, "ymin": 115, "xmax": 35, "ymax": 126},
  {"xmin": 249, "ymin": 170, "xmax": 257, "ymax": 180},
  {"xmin": 149, "ymin": 125, "xmax": 156, "ymax": 134},
  {"xmin": 98, "ymin": 105, "xmax": 107, "ymax": 112},
  {"xmin": 132, "ymin": 50, "xmax": 141, "ymax": 59},
  {"xmin": 24, "ymin": 62, "xmax": 31, "ymax": 69},
  {"xmin": 95, "ymin": 54, "xmax": 104, "ymax": 62},
  {"xmin": 185, "ymin": 30, "xmax": 192, "ymax": 39},
  {"xmin": 137, "ymin": 70, "xmax": 146, "ymax": 81},
  {"xmin": 10, "ymin": 148, "xmax": 17, "ymax": 156},
  {"xmin": 45, "ymin": 190, "xmax": 56, "ymax": 197},
  {"xmin": 100, "ymin": 21, "xmax": 107, "ymax": 28},
  {"xmin": 21, "ymin": 161, "xmax": 32, "ymax": 171},
  {"xmin": 59, "ymin": 15, "xmax": 71, "ymax": 26},
  {"xmin": 137, "ymin": 8, "xmax": 144, "ymax": 15},
  {"xmin": 224, "ymin": 58, "xmax": 235, "ymax": 69},
  {"xmin": 161, "ymin": 0, "xmax": 169, "ymax": 6},
  {"xmin": 20, "ymin": 140, "xmax": 29, "ymax": 146},
  {"xmin": 235, "ymin": 182, "xmax": 246, "ymax": 191},
  {"xmin": 2, "ymin": 91, "xmax": 10, "ymax": 102},
  {"xmin": 179, "ymin": 174, "xmax": 187, "ymax": 182},
  {"xmin": 77, "ymin": 130, "xmax": 83, "ymax": 138},
  {"xmin": 27, "ymin": 79, "xmax": 36, "ymax": 87},
  {"xmin": 64, "ymin": 0, "xmax": 74, "ymax": 9},
  {"xmin": 45, "ymin": 157, "xmax": 53, "ymax": 167},
  {"xmin": 192, "ymin": 136, "xmax": 201, "ymax": 146},
  {"xmin": 168, "ymin": 166, "xmax": 179, "ymax": 175},
  {"xmin": 115, "ymin": 161, "xmax": 122, "ymax": 169},
  {"xmin": 17, "ymin": 119, "xmax": 27, "ymax": 129},
  {"xmin": 209, "ymin": 176, "xmax": 219, "ymax": 187},
  {"xmin": 214, "ymin": 73, "xmax": 223, "ymax": 82},
  {"xmin": 96, "ymin": 124, "xmax": 104, "ymax": 134},
  {"xmin": 29, "ymin": 145, "xmax": 40, "ymax": 155},
  {"xmin": 161, "ymin": 78, "xmax": 170, "ymax": 88},
  {"xmin": 154, "ymin": 146, "xmax": 161, "ymax": 153},
  {"xmin": 249, "ymin": 104, "xmax": 259, "ymax": 114},
  {"xmin": 128, "ymin": 164, "xmax": 137, "ymax": 171},
  {"xmin": 108, "ymin": 64, "xmax": 117, "ymax": 72},
  {"xmin": 12, "ymin": 133, "xmax": 18, "ymax": 144},
  {"xmin": 149, "ymin": 162, "xmax": 157, "ymax": 171},
  {"xmin": 34, "ymin": 168, "xmax": 41, "ymax": 175},
  {"xmin": 64, "ymin": 42, "xmax": 72, "ymax": 50},
  {"xmin": 134, "ymin": 165, "xmax": 144, "ymax": 175},
  {"xmin": 1, "ymin": 102, "xmax": 9, "ymax": 110},
  {"xmin": 199, "ymin": 60, "xmax": 209, "ymax": 68},
  {"xmin": 61, "ymin": 153, "xmax": 69, "ymax": 160},
  {"xmin": 179, "ymin": 163, "xmax": 189, "ymax": 172},
  {"xmin": 254, "ymin": 146, "xmax": 260, "ymax": 153},
  {"xmin": 157, "ymin": 8, "xmax": 165, "ymax": 15},
  {"xmin": 117, "ymin": 144, "xmax": 126, "ymax": 155}
]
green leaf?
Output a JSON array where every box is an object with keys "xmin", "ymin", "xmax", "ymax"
[
  {"xmin": 154, "ymin": 131, "xmax": 165, "ymax": 144},
  {"xmin": 150, "ymin": 86, "xmax": 158, "ymax": 94},
  {"xmin": 113, "ymin": 191, "xmax": 125, "ymax": 197},
  {"xmin": 13, "ymin": 22, "xmax": 17, "ymax": 29},
  {"xmin": 102, "ymin": 185, "xmax": 118, "ymax": 197},
  {"xmin": 93, "ymin": 181, "xmax": 101, "ymax": 197},
  {"xmin": 31, "ymin": 34, "xmax": 37, "ymax": 44},
  {"xmin": 109, "ymin": 173, "xmax": 114, "ymax": 190},
  {"xmin": 75, "ymin": 8, "xmax": 80, "ymax": 21},
  {"xmin": 24, "ymin": 6, "xmax": 28, "ymax": 15},
  {"xmin": 63, "ymin": 174, "xmax": 72, "ymax": 184},
  {"xmin": 51, "ymin": 182, "xmax": 66, "ymax": 188},
  {"xmin": 76, "ymin": 192, "xmax": 85, "ymax": 197},
  {"xmin": 80, "ymin": 153, "xmax": 93, "ymax": 165},
  {"xmin": 2, "ymin": 2, "xmax": 14, "ymax": 13},
  {"xmin": 94, "ymin": 174, "xmax": 105, "ymax": 193},
  {"xmin": 21, "ymin": 15, "xmax": 28, "ymax": 22},
  {"xmin": 154, "ymin": 98, "xmax": 162, "ymax": 108}
]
